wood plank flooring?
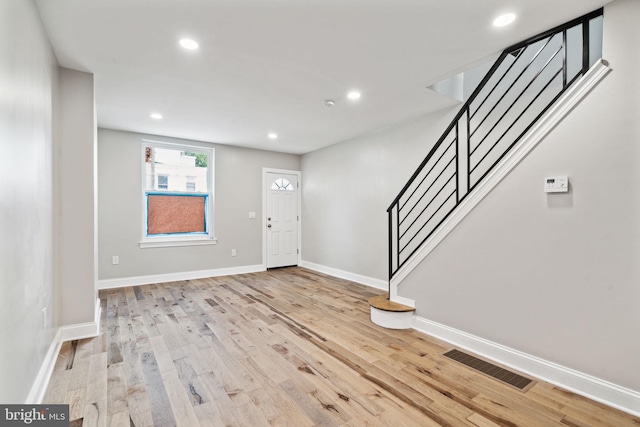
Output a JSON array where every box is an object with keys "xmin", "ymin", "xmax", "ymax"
[{"xmin": 44, "ymin": 267, "xmax": 640, "ymax": 426}]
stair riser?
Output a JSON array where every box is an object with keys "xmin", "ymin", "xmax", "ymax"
[{"xmin": 370, "ymin": 307, "xmax": 413, "ymax": 329}]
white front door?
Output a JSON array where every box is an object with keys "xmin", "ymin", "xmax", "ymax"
[{"xmin": 266, "ymin": 172, "xmax": 299, "ymax": 268}]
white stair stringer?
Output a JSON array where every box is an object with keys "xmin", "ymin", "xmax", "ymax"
[{"xmin": 390, "ymin": 60, "xmax": 611, "ymax": 299}]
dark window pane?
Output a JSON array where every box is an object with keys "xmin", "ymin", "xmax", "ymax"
[{"xmin": 158, "ymin": 175, "xmax": 168, "ymax": 190}]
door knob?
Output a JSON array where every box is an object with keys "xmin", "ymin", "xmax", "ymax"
[{"xmin": 267, "ymin": 224, "xmax": 272, "ymax": 228}]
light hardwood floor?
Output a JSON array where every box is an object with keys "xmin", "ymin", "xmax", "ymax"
[{"xmin": 44, "ymin": 267, "xmax": 640, "ymax": 426}]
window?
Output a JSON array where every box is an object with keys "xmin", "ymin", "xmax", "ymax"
[
  {"xmin": 186, "ymin": 176, "xmax": 196, "ymax": 191},
  {"xmin": 157, "ymin": 175, "xmax": 169, "ymax": 190},
  {"xmin": 141, "ymin": 141, "xmax": 215, "ymax": 248},
  {"xmin": 271, "ymin": 178, "xmax": 294, "ymax": 191}
]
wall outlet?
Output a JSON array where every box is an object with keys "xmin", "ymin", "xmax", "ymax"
[
  {"xmin": 249, "ymin": 212, "xmax": 256, "ymax": 219},
  {"xmin": 231, "ymin": 249, "xmax": 237, "ymax": 257},
  {"xmin": 112, "ymin": 255, "xmax": 119, "ymax": 265}
]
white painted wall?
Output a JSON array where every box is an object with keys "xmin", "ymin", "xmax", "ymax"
[
  {"xmin": 0, "ymin": 0, "xmax": 58, "ymax": 402},
  {"xmin": 400, "ymin": 0, "xmax": 640, "ymax": 393},
  {"xmin": 57, "ymin": 68, "xmax": 98, "ymax": 326},
  {"xmin": 98, "ymin": 129, "xmax": 300, "ymax": 281},
  {"xmin": 301, "ymin": 107, "xmax": 457, "ymax": 281}
]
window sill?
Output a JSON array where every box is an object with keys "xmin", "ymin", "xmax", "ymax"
[{"xmin": 139, "ymin": 237, "xmax": 217, "ymax": 249}]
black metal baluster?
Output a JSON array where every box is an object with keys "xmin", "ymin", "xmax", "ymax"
[
  {"xmin": 563, "ymin": 29, "xmax": 568, "ymax": 88},
  {"xmin": 388, "ymin": 208, "xmax": 393, "ymax": 283},
  {"xmin": 455, "ymin": 120, "xmax": 460, "ymax": 203},
  {"xmin": 466, "ymin": 107, "xmax": 471, "ymax": 196},
  {"xmin": 396, "ymin": 205, "xmax": 400, "ymax": 272}
]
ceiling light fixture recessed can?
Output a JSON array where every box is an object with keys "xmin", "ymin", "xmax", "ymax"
[
  {"xmin": 268, "ymin": 133, "xmax": 278, "ymax": 140},
  {"xmin": 347, "ymin": 91, "xmax": 361, "ymax": 100},
  {"xmin": 150, "ymin": 113, "xmax": 163, "ymax": 119},
  {"xmin": 493, "ymin": 13, "xmax": 516, "ymax": 27},
  {"xmin": 179, "ymin": 38, "xmax": 199, "ymax": 50}
]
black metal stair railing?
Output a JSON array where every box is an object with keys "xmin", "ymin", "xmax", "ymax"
[{"xmin": 388, "ymin": 9, "xmax": 603, "ymax": 283}]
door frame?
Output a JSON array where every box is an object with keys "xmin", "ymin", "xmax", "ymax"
[{"xmin": 262, "ymin": 168, "xmax": 302, "ymax": 270}]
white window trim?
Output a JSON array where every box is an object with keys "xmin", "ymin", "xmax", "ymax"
[
  {"xmin": 139, "ymin": 139, "xmax": 216, "ymax": 248},
  {"xmin": 139, "ymin": 235, "xmax": 218, "ymax": 249}
]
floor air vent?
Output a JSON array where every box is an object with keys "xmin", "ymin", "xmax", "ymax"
[{"xmin": 443, "ymin": 349, "xmax": 533, "ymax": 390}]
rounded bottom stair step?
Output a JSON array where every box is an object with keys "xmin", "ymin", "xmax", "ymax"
[{"xmin": 368, "ymin": 295, "xmax": 415, "ymax": 330}]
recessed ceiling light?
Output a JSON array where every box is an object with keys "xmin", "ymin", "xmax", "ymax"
[
  {"xmin": 324, "ymin": 99, "xmax": 335, "ymax": 107},
  {"xmin": 268, "ymin": 133, "xmax": 278, "ymax": 140},
  {"xmin": 179, "ymin": 38, "xmax": 199, "ymax": 50},
  {"xmin": 347, "ymin": 91, "xmax": 361, "ymax": 100},
  {"xmin": 493, "ymin": 13, "xmax": 516, "ymax": 27},
  {"xmin": 150, "ymin": 113, "xmax": 163, "ymax": 119}
]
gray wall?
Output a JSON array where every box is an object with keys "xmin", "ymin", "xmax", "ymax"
[
  {"xmin": 57, "ymin": 68, "xmax": 98, "ymax": 326},
  {"xmin": 301, "ymin": 108, "xmax": 457, "ymax": 280},
  {"xmin": 0, "ymin": 0, "xmax": 58, "ymax": 402},
  {"xmin": 98, "ymin": 129, "xmax": 300, "ymax": 280},
  {"xmin": 400, "ymin": 0, "xmax": 640, "ymax": 392}
]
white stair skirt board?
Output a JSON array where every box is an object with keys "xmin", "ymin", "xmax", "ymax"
[
  {"xmin": 370, "ymin": 307, "xmax": 414, "ymax": 329},
  {"xmin": 389, "ymin": 285, "xmax": 416, "ymax": 308},
  {"xmin": 390, "ymin": 60, "xmax": 612, "ymax": 295},
  {"xmin": 413, "ymin": 316, "xmax": 640, "ymax": 418}
]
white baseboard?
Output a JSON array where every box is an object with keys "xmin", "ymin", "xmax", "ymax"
[
  {"xmin": 413, "ymin": 315, "xmax": 640, "ymax": 418},
  {"xmin": 97, "ymin": 264, "xmax": 265, "ymax": 290},
  {"xmin": 25, "ymin": 329, "xmax": 63, "ymax": 404},
  {"xmin": 27, "ymin": 299, "xmax": 101, "ymax": 403},
  {"xmin": 300, "ymin": 261, "xmax": 388, "ymax": 291},
  {"xmin": 60, "ymin": 298, "xmax": 101, "ymax": 341}
]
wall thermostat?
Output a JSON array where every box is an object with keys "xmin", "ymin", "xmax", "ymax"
[{"xmin": 544, "ymin": 176, "xmax": 569, "ymax": 193}]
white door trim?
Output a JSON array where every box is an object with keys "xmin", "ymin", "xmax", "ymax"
[{"xmin": 262, "ymin": 168, "xmax": 302, "ymax": 270}]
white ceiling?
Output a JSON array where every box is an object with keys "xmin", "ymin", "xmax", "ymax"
[{"xmin": 35, "ymin": 0, "xmax": 611, "ymax": 154}]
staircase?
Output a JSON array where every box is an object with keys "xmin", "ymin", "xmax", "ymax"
[{"xmin": 372, "ymin": 8, "xmax": 607, "ymax": 328}]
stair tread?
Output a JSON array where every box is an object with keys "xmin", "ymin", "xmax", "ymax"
[{"xmin": 368, "ymin": 295, "xmax": 415, "ymax": 312}]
